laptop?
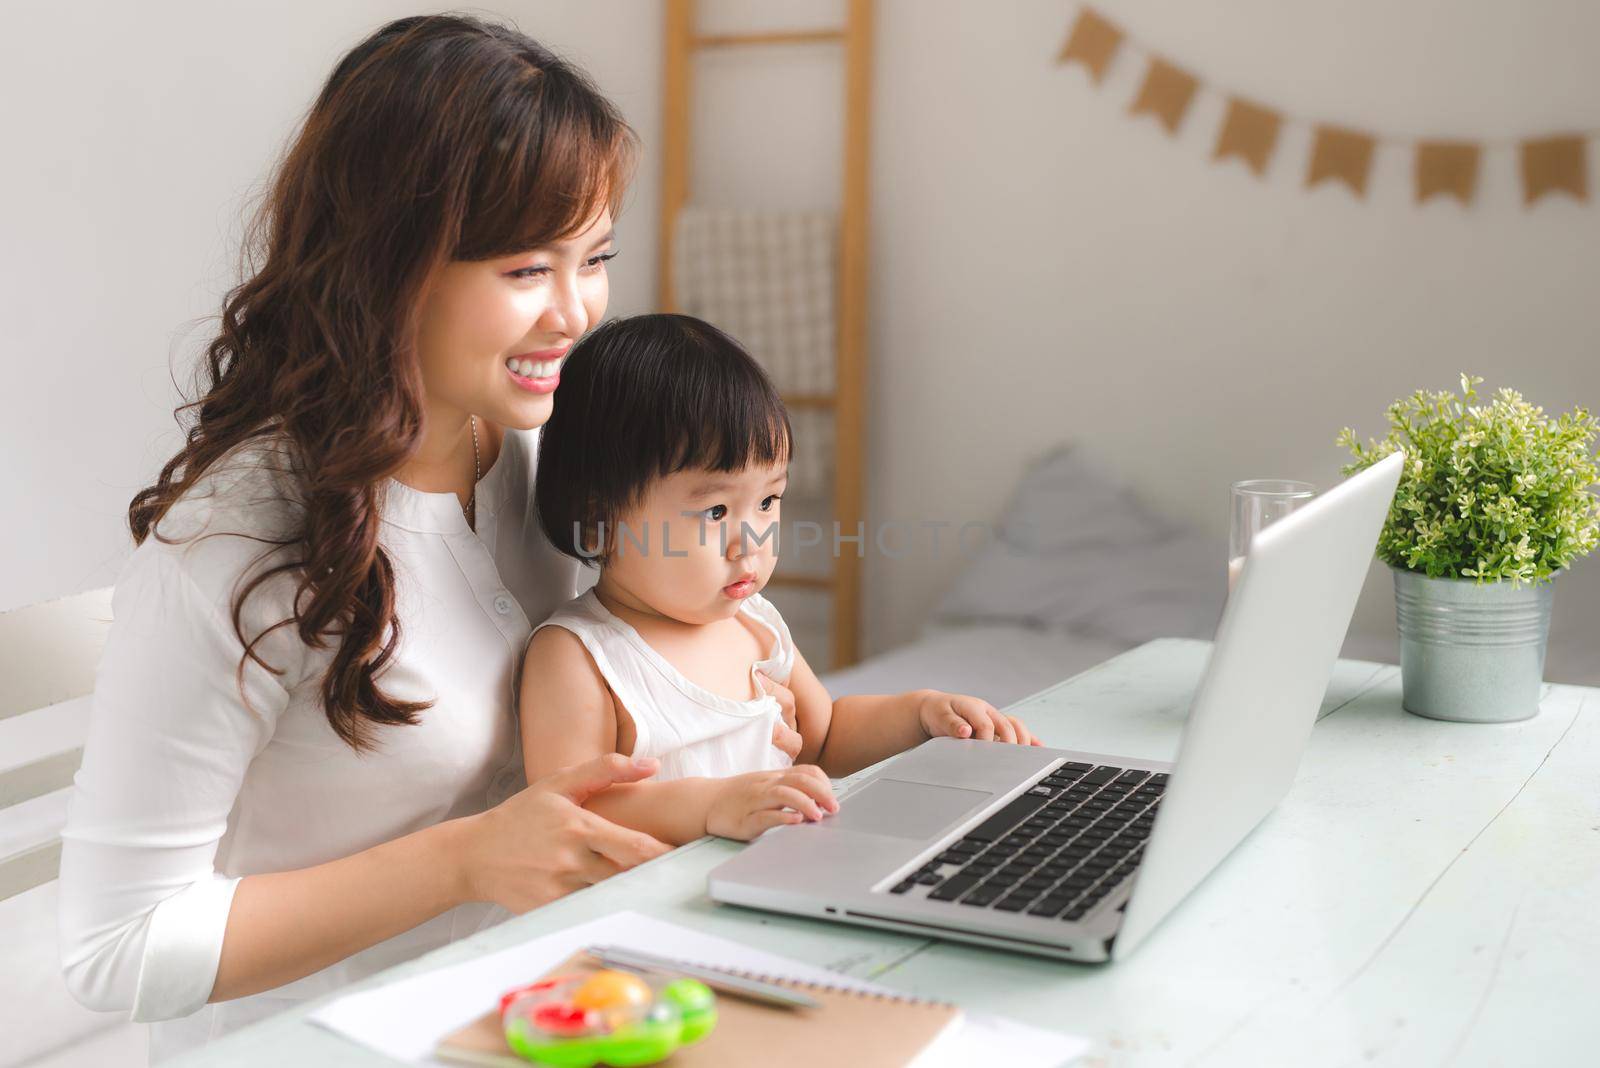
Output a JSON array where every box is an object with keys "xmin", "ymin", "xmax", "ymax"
[{"xmin": 708, "ymin": 450, "xmax": 1404, "ymax": 962}]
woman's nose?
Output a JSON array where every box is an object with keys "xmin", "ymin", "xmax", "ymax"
[{"xmin": 538, "ymin": 272, "xmax": 586, "ymax": 337}]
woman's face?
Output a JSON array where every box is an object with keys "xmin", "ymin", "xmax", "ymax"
[{"xmin": 414, "ymin": 207, "xmax": 615, "ymax": 430}]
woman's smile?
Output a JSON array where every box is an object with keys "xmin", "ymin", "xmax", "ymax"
[{"xmin": 506, "ymin": 348, "xmax": 567, "ymax": 393}]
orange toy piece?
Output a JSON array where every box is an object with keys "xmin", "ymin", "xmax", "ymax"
[{"xmin": 570, "ymin": 970, "xmax": 653, "ymax": 1017}]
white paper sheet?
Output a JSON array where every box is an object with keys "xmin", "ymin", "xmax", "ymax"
[{"xmin": 308, "ymin": 910, "xmax": 1088, "ymax": 1067}]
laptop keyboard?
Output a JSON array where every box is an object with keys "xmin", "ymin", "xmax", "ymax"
[{"xmin": 888, "ymin": 762, "xmax": 1167, "ymax": 923}]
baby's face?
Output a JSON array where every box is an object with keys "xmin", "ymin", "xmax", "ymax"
[{"xmin": 604, "ymin": 460, "xmax": 788, "ymax": 624}]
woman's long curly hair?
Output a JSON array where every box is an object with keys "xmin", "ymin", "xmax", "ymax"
[{"xmin": 128, "ymin": 14, "xmax": 635, "ymax": 750}]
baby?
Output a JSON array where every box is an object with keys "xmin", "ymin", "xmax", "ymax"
[{"xmin": 520, "ymin": 314, "xmax": 1039, "ymax": 845}]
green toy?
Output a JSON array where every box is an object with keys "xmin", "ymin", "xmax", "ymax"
[{"xmin": 499, "ymin": 970, "xmax": 718, "ymax": 1067}]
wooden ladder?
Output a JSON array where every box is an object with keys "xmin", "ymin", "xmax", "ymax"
[{"xmin": 656, "ymin": 0, "xmax": 874, "ymax": 669}]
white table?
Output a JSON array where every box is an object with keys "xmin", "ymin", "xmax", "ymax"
[{"xmin": 170, "ymin": 639, "xmax": 1600, "ymax": 1067}]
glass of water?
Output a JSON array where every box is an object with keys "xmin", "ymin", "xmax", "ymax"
[{"xmin": 1229, "ymin": 479, "xmax": 1315, "ymax": 592}]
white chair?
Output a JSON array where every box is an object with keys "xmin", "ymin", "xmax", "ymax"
[{"xmin": 0, "ymin": 588, "xmax": 148, "ymax": 1067}]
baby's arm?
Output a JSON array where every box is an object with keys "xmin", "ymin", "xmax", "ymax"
[
  {"xmin": 519, "ymin": 627, "xmax": 835, "ymax": 845},
  {"xmin": 783, "ymin": 649, "xmax": 1042, "ymax": 779}
]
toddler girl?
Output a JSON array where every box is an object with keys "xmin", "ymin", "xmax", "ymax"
[{"xmin": 519, "ymin": 314, "xmax": 1039, "ymax": 846}]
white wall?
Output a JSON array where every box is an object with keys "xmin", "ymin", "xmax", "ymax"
[
  {"xmin": 857, "ymin": 0, "xmax": 1600, "ymax": 663},
  {"xmin": 6, "ymin": 0, "xmax": 1599, "ymax": 670},
  {"xmin": 0, "ymin": 0, "xmax": 661, "ymax": 614}
]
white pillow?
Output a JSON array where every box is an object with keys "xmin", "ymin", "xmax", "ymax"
[{"xmin": 934, "ymin": 444, "xmax": 1224, "ymax": 644}]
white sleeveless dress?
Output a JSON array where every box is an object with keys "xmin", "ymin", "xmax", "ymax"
[
  {"xmin": 466, "ymin": 589, "xmax": 801, "ymax": 933},
  {"xmin": 528, "ymin": 588, "xmax": 797, "ymax": 780}
]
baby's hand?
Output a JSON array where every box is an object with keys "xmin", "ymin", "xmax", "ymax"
[
  {"xmin": 706, "ymin": 766, "xmax": 838, "ymax": 841},
  {"xmin": 770, "ymin": 718, "xmax": 803, "ymax": 762},
  {"xmin": 915, "ymin": 691, "xmax": 1042, "ymax": 747},
  {"xmin": 758, "ymin": 671, "xmax": 803, "ymax": 761}
]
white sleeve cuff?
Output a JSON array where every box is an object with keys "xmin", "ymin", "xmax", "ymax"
[{"xmin": 130, "ymin": 873, "xmax": 242, "ymax": 1022}]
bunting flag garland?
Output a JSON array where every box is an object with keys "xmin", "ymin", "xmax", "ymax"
[
  {"xmin": 1057, "ymin": 7, "xmax": 1122, "ymax": 84},
  {"xmin": 1520, "ymin": 136, "xmax": 1589, "ymax": 205},
  {"xmin": 1415, "ymin": 141, "xmax": 1480, "ymax": 204},
  {"xmin": 1057, "ymin": 4, "xmax": 1595, "ymax": 208},
  {"xmin": 1308, "ymin": 126, "xmax": 1376, "ymax": 196},
  {"xmin": 1128, "ymin": 58, "xmax": 1197, "ymax": 134},
  {"xmin": 1214, "ymin": 98, "xmax": 1281, "ymax": 176}
]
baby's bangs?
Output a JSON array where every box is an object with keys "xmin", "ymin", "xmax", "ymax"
[
  {"xmin": 455, "ymin": 70, "xmax": 636, "ymax": 262},
  {"xmin": 665, "ymin": 386, "xmax": 793, "ymax": 478}
]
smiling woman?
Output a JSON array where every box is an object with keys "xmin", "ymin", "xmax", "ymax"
[
  {"xmin": 416, "ymin": 224, "xmax": 616, "ymax": 409},
  {"xmin": 56, "ymin": 14, "xmax": 676, "ymax": 1062},
  {"xmin": 406, "ymin": 214, "xmax": 618, "ymax": 514}
]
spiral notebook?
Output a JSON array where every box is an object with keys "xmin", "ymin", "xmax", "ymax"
[
  {"xmin": 308, "ymin": 911, "xmax": 1086, "ymax": 1066},
  {"xmin": 436, "ymin": 948, "xmax": 963, "ymax": 1068}
]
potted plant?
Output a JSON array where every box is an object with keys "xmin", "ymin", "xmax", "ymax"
[{"xmin": 1338, "ymin": 375, "xmax": 1600, "ymax": 722}]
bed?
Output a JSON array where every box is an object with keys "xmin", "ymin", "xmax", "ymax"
[{"xmin": 816, "ymin": 443, "xmax": 1228, "ymax": 705}]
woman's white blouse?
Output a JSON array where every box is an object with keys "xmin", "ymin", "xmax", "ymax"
[{"xmin": 57, "ymin": 428, "xmax": 578, "ymax": 1061}]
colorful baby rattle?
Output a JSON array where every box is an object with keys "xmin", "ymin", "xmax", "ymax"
[{"xmin": 499, "ymin": 968, "xmax": 718, "ymax": 1067}]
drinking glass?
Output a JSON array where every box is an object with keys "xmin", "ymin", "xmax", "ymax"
[{"xmin": 1229, "ymin": 479, "xmax": 1315, "ymax": 592}]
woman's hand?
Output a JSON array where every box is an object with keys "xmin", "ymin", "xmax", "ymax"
[
  {"xmin": 758, "ymin": 671, "xmax": 803, "ymax": 761},
  {"xmin": 706, "ymin": 765, "xmax": 838, "ymax": 841},
  {"xmin": 460, "ymin": 754, "xmax": 673, "ymax": 914},
  {"xmin": 914, "ymin": 690, "xmax": 1042, "ymax": 747}
]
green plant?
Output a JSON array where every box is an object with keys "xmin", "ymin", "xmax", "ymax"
[{"xmin": 1338, "ymin": 374, "xmax": 1600, "ymax": 584}]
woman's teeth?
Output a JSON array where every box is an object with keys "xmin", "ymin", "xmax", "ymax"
[{"xmin": 506, "ymin": 356, "xmax": 564, "ymax": 379}]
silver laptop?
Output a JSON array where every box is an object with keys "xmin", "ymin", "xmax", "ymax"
[{"xmin": 709, "ymin": 451, "xmax": 1404, "ymax": 962}]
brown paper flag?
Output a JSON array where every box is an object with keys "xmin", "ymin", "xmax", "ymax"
[
  {"xmin": 1057, "ymin": 8, "xmax": 1122, "ymax": 84},
  {"xmin": 1129, "ymin": 58, "xmax": 1198, "ymax": 134},
  {"xmin": 1520, "ymin": 136, "xmax": 1589, "ymax": 205},
  {"xmin": 1214, "ymin": 98, "xmax": 1281, "ymax": 177},
  {"xmin": 1307, "ymin": 125, "xmax": 1376, "ymax": 196},
  {"xmin": 1415, "ymin": 141, "xmax": 1479, "ymax": 204}
]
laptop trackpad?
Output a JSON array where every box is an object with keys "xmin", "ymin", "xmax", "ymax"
[{"xmin": 830, "ymin": 779, "xmax": 992, "ymax": 839}]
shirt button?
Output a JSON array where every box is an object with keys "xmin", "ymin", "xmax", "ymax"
[{"xmin": 493, "ymin": 594, "xmax": 515, "ymax": 616}]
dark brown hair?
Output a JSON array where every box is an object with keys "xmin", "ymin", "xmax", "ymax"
[
  {"xmin": 535, "ymin": 314, "xmax": 792, "ymax": 565},
  {"xmin": 128, "ymin": 14, "xmax": 635, "ymax": 750}
]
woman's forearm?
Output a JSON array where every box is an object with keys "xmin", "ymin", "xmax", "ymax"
[
  {"xmin": 210, "ymin": 816, "xmax": 473, "ymax": 1003},
  {"xmin": 816, "ymin": 691, "xmax": 932, "ymax": 778},
  {"xmin": 580, "ymin": 778, "xmax": 721, "ymax": 846}
]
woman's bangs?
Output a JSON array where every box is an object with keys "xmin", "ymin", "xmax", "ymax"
[{"xmin": 456, "ymin": 90, "xmax": 634, "ymax": 262}]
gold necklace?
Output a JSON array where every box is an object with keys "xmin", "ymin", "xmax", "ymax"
[{"xmin": 464, "ymin": 415, "xmax": 480, "ymax": 526}]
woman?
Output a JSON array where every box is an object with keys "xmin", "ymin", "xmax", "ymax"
[{"xmin": 57, "ymin": 15, "xmax": 793, "ymax": 1060}]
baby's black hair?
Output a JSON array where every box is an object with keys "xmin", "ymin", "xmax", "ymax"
[{"xmin": 535, "ymin": 313, "xmax": 792, "ymax": 565}]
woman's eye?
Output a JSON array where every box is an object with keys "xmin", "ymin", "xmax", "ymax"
[
  {"xmin": 760, "ymin": 494, "xmax": 782, "ymax": 512},
  {"xmin": 508, "ymin": 250, "xmax": 614, "ymax": 281},
  {"xmin": 704, "ymin": 504, "xmax": 728, "ymax": 522}
]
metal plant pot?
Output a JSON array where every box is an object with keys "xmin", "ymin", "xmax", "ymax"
[{"xmin": 1392, "ymin": 567, "xmax": 1553, "ymax": 723}]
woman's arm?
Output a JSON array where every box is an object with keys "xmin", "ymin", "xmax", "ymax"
[
  {"xmin": 519, "ymin": 627, "xmax": 834, "ymax": 844},
  {"xmin": 60, "ymin": 543, "xmax": 666, "ymax": 1019},
  {"xmin": 60, "ymin": 543, "xmax": 302, "ymax": 1018},
  {"xmin": 213, "ymin": 821, "xmax": 472, "ymax": 1001},
  {"xmin": 213, "ymin": 752, "xmax": 665, "ymax": 1000}
]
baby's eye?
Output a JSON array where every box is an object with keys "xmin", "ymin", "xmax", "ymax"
[
  {"xmin": 703, "ymin": 504, "xmax": 728, "ymax": 522},
  {"xmin": 760, "ymin": 494, "xmax": 782, "ymax": 512}
]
